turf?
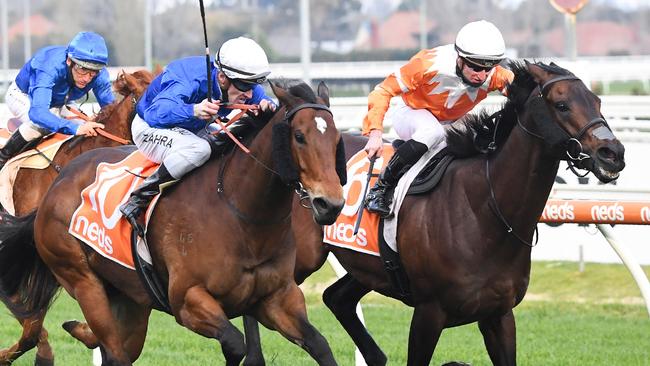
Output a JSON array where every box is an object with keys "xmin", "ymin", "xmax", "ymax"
[{"xmin": 1, "ymin": 261, "xmax": 649, "ymax": 365}]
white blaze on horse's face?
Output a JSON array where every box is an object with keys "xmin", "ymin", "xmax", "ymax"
[{"xmin": 315, "ymin": 117, "xmax": 327, "ymax": 134}]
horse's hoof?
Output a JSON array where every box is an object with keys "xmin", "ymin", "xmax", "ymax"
[
  {"xmin": 34, "ymin": 354, "xmax": 54, "ymax": 366},
  {"xmin": 441, "ymin": 362, "xmax": 471, "ymax": 366},
  {"xmin": 62, "ymin": 320, "xmax": 80, "ymax": 333}
]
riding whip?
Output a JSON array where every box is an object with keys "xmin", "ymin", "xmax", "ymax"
[
  {"xmin": 198, "ymin": 0, "xmax": 212, "ymax": 102},
  {"xmin": 197, "ymin": 0, "xmax": 250, "ymax": 153},
  {"xmin": 353, "ymin": 156, "xmax": 377, "ymax": 235}
]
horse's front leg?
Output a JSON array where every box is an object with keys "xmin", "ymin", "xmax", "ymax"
[
  {"xmin": 256, "ymin": 283, "xmax": 337, "ymax": 366},
  {"xmin": 174, "ymin": 286, "xmax": 246, "ymax": 366},
  {"xmin": 322, "ymin": 273, "xmax": 385, "ymax": 366},
  {"xmin": 407, "ymin": 302, "xmax": 446, "ymax": 366},
  {"xmin": 242, "ymin": 315, "xmax": 265, "ymax": 366},
  {"xmin": 478, "ymin": 309, "xmax": 516, "ymax": 366}
]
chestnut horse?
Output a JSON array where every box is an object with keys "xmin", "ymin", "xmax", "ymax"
[
  {"xmin": 0, "ymin": 69, "xmax": 152, "ymax": 366},
  {"xmin": 0, "ymin": 81, "xmax": 345, "ymax": 365},
  {"xmin": 244, "ymin": 61, "xmax": 626, "ymax": 365}
]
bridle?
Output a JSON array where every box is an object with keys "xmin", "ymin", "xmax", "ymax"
[
  {"xmin": 518, "ymin": 75, "xmax": 611, "ymax": 171},
  {"xmin": 485, "ymin": 74, "xmax": 611, "ymax": 247},
  {"xmin": 216, "ymin": 102, "xmax": 333, "ymax": 225}
]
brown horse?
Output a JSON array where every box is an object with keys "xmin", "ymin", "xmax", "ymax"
[
  {"xmin": 244, "ymin": 61, "xmax": 627, "ymax": 365},
  {"xmin": 0, "ymin": 69, "xmax": 152, "ymax": 366},
  {"xmin": 0, "ymin": 80, "xmax": 345, "ymax": 365}
]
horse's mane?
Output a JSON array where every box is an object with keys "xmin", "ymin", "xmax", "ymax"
[
  {"xmin": 445, "ymin": 61, "xmax": 574, "ymax": 158},
  {"xmin": 94, "ymin": 101, "xmax": 123, "ymax": 124},
  {"xmin": 236, "ymin": 79, "xmax": 318, "ymax": 137}
]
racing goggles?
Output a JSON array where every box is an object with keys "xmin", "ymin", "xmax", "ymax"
[
  {"xmin": 462, "ymin": 57, "xmax": 498, "ymax": 73},
  {"xmin": 72, "ymin": 62, "xmax": 100, "ymax": 77},
  {"xmin": 229, "ymin": 77, "xmax": 265, "ymax": 92}
]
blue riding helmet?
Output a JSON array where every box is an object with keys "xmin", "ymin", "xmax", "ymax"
[{"xmin": 67, "ymin": 31, "xmax": 108, "ymax": 70}]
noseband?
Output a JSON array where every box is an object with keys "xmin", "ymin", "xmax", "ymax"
[{"xmin": 518, "ymin": 75, "xmax": 612, "ymax": 169}]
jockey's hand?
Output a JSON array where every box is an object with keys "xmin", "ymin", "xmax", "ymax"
[
  {"xmin": 193, "ymin": 98, "xmax": 221, "ymax": 120},
  {"xmin": 259, "ymin": 99, "xmax": 276, "ymax": 113},
  {"xmin": 364, "ymin": 129, "xmax": 384, "ymax": 159},
  {"xmin": 76, "ymin": 122, "xmax": 105, "ymax": 137}
]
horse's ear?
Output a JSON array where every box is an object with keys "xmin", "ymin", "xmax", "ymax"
[
  {"xmin": 317, "ymin": 81, "xmax": 330, "ymax": 107},
  {"xmin": 153, "ymin": 64, "xmax": 163, "ymax": 77},
  {"xmin": 123, "ymin": 72, "xmax": 146, "ymax": 97},
  {"xmin": 525, "ymin": 61, "xmax": 550, "ymax": 85},
  {"xmin": 271, "ymin": 82, "xmax": 301, "ymax": 109}
]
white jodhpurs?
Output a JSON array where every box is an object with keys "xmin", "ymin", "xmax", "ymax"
[
  {"xmin": 387, "ymin": 99, "xmax": 447, "ymax": 150},
  {"xmin": 5, "ymin": 82, "xmax": 82, "ymax": 141},
  {"xmin": 131, "ymin": 114, "xmax": 211, "ymax": 179}
]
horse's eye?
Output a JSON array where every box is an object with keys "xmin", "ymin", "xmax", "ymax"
[
  {"xmin": 294, "ymin": 131, "xmax": 306, "ymax": 144},
  {"xmin": 554, "ymin": 102, "xmax": 570, "ymax": 112}
]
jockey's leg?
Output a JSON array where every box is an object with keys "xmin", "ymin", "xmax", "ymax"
[
  {"xmin": 365, "ymin": 139, "xmax": 428, "ymax": 217},
  {"xmin": 1, "ymin": 84, "xmax": 50, "ymax": 170},
  {"xmin": 0, "ymin": 130, "xmax": 29, "ymax": 170},
  {"xmin": 175, "ymin": 286, "xmax": 246, "ymax": 366},
  {"xmin": 365, "ymin": 103, "xmax": 445, "ymax": 218},
  {"xmin": 255, "ymin": 283, "xmax": 337, "ymax": 366},
  {"xmin": 120, "ymin": 115, "xmax": 210, "ymax": 236},
  {"xmin": 119, "ymin": 163, "xmax": 177, "ymax": 236}
]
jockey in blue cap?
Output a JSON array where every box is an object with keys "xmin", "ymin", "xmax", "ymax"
[
  {"xmin": 0, "ymin": 31, "xmax": 114, "ymax": 170},
  {"xmin": 119, "ymin": 36, "xmax": 277, "ymax": 236}
]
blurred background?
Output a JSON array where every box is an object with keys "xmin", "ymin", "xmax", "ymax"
[
  {"xmin": 1, "ymin": 0, "xmax": 649, "ymax": 267},
  {"xmin": 2, "ymin": 0, "xmax": 650, "ymax": 64}
]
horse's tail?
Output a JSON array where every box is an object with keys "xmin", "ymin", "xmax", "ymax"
[{"xmin": 0, "ymin": 211, "xmax": 60, "ymax": 318}]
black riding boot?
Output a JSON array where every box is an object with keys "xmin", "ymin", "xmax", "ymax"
[
  {"xmin": 0, "ymin": 132, "xmax": 29, "ymax": 170},
  {"xmin": 365, "ymin": 139, "xmax": 428, "ymax": 218},
  {"xmin": 119, "ymin": 163, "xmax": 177, "ymax": 236}
]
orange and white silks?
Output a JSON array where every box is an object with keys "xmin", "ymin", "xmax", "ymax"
[
  {"xmin": 323, "ymin": 144, "xmax": 395, "ymax": 256},
  {"xmin": 362, "ymin": 44, "xmax": 514, "ymax": 135},
  {"xmin": 69, "ymin": 151, "xmax": 159, "ymax": 269}
]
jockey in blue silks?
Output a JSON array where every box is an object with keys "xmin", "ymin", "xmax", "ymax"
[
  {"xmin": 119, "ymin": 36, "xmax": 277, "ymax": 235},
  {"xmin": 0, "ymin": 31, "xmax": 113, "ymax": 170}
]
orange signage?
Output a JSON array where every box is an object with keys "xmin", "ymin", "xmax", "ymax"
[{"xmin": 540, "ymin": 199, "xmax": 650, "ymax": 225}]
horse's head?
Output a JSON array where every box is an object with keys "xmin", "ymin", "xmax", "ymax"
[
  {"xmin": 270, "ymin": 81, "xmax": 345, "ymax": 225},
  {"xmin": 524, "ymin": 61, "xmax": 625, "ymax": 183},
  {"xmin": 113, "ymin": 70, "xmax": 153, "ymax": 99}
]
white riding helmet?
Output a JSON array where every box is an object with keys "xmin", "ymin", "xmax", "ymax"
[
  {"xmin": 215, "ymin": 37, "xmax": 271, "ymax": 84},
  {"xmin": 455, "ymin": 20, "xmax": 506, "ymax": 68}
]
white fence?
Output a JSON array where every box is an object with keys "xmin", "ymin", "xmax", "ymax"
[{"xmin": 328, "ymin": 95, "xmax": 650, "ymax": 140}]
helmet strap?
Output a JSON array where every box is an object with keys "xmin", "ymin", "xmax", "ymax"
[{"xmin": 66, "ymin": 62, "xmax": 77, "ymax": 88}]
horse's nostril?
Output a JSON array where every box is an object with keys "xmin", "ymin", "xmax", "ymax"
[
  {"xmin": 597, "ymin": 146, "xmax": 616, "ymax": 161},
  {"xmin": 312, "ymin": 197, "xmax": 328, "ymax": 211}
]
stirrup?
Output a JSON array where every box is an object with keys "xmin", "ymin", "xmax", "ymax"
[
  {"xmin": 120, "ymin": 201, "xmax": 146, "ymax": 237},
  {"xmin": 124, "ymin": 212, "xmax": 145, "ymax": 238}
]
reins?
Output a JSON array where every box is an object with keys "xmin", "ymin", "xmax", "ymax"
[
  {"xmin": 215, "ymin": 101, "xmax": 333, "ymax": 224},
  {"xmin": 484, "ymin": 74, "xmax": 595, "ymax": 248},
  {"xmin": 65, "ymin": 106, "xmax": 131, "ymax": 145}
]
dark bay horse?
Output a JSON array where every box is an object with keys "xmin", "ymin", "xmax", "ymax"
[
  {"xmin": 0, "ymin": 81, "xmax": 345, "ymax": 365},
  {"xmin": 0, "ymin": 69, "xmax": 152, "ymax": 366},
  {"xmin": 245, "ymin": 61, "xmax": 626, "ymax": 365}
]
